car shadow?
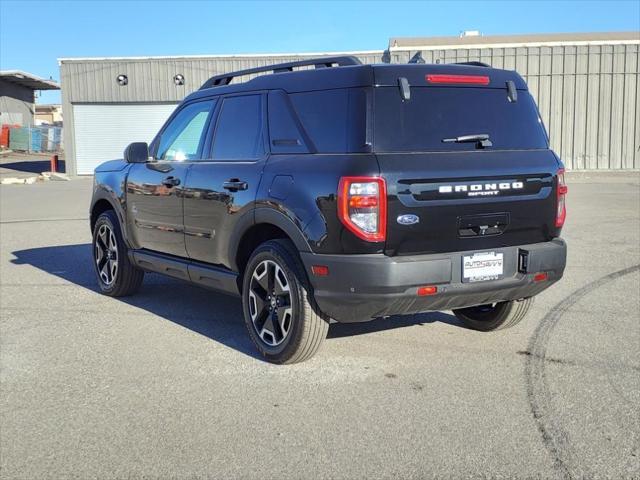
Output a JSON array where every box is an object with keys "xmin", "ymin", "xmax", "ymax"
[
  {"xmin": 0, "ymin": 159, "xmax": 66, "ymax": 174},
  {"xmin": 327, "ymin": 311, "xmax": 460, "ymax": 339},
  {"xmin": 10, "ymin": 243, "xmax": 463, "ymax": 360}
]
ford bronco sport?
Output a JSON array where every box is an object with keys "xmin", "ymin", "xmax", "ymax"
[{"xmin": 90, "ymin": 56, "xmax": 567, "ymax": 364}]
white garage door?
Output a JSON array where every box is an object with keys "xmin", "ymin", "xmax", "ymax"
[{"xmin": 74, "ymin": 103, "xmax": 178, "ymax": 175}]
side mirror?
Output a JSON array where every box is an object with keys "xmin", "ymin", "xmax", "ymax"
[{"xmin": 124, "ymin": 142, "xmax": 149, "ymax": 163}]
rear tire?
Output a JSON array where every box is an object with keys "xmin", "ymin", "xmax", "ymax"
[
  {"xmin": 92, "ymin": 210, "xmax": 144, "ymax": 297},
  {"xmin": 453, "ymin": 298, "xmax": 534, "ymax": 331},
  {"xmin": 241, "ymin": 239, "xmax": 329, "ymax": 364}
]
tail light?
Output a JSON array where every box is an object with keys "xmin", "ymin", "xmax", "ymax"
[
  {"xmin": 555, "ymin": 168, "xmax": 568, "ymax": 227},
  {"xmin": 337, "ymin": 176, "xmax": 387, "ymax": 242}
]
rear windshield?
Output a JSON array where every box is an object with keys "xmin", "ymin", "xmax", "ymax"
[{"xmin": 374, "ymin": 87, "xmax": 549, "ymax": 152}]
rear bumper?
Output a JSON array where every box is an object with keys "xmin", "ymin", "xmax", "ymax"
[{"xmin": 301, "ymin": 239, "xmax": 566, "ymax": 322}]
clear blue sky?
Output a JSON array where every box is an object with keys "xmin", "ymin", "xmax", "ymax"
[{"xmin": 1, "ymin": 0, "xmax": 638, "ymax": 104}]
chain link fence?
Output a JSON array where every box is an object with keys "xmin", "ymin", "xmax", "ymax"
[{"xmin": 1, "ymin": 125, "xmax": 64, "ymax": 153}]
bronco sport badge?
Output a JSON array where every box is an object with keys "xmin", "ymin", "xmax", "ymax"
[{"xmin": 439, "ymin": 181, "xmax": 524, "ymax": 197}]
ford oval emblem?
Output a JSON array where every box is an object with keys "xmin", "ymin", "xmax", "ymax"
[{"xmin": 397, "ymin": 214, "xmax": 419, "ymax": 225}]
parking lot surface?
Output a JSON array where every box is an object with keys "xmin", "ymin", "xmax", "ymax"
[
  {"xmin": 1, "ymin": 172, "xmax": 639, "ymax": 479},
  {"xmin": 0, "ymin": 153, "xmax": 66, "ymax": 181}
]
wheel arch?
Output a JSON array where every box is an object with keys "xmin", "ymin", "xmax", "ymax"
[
  {"xmin": 90, "ymin": 197, "xmax": 118, "ymax": 232},
  {"xmin": 231, "ymin": 208, "xmax": 312, "ymax": 278},
  {"xmin": 89, "ymin": 186, "xmax": 133, "ymax": 247}
]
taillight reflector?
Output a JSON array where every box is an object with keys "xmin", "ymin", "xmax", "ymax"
[
  {"xmin": 417, "ymin": 286, "xmax": 438, "ymax": 296},
  {"xmin": 556, "ymin": 168, "xmax": 568, "ymax": 227},
  {"xmin": 534, "ymin": 272, "xmax": 548, "ymax": 283},
  {"xmin": 426, "ymin": 74, "xmax": 490, "ymax": 85},
  {"xmin": 311, "ymin": 265, "xmax": 329, "ymax": 276},
  {"xmin": 337, "ymin": 176, "xmax": 387, "ymax": 242}
]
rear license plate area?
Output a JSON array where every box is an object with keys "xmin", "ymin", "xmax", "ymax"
[{"xmin": 462, "ymin": 251, "xmax": 504, "ymax": 283}]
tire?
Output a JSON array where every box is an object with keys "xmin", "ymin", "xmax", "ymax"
[
  {"xmin": 452, "ymin": 298, "xmax": 534, "ymax": 332},
  {"xmin": 92, "ymin": 210, "xmax": 144, "ymax": 297},
  {"xmin": 241, "ymin": 239, "xmax": 329, "ymax": 364}
]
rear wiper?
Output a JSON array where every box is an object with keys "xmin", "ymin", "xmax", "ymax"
[{"xmin": 442, "ymin": 133, "xmax": 492, "ymax": 149}]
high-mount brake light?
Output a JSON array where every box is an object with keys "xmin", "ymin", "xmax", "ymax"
[
  {"xmin": 426, "ymin": 74, "xmax": 490, "ymax": 85},
  {"xmin": 556, "ymin": 168, "xmax": 568, "ymax": 227},
  {"xmin": 337, "ymin": 177, "xmax": 387, "ymax": 242}
]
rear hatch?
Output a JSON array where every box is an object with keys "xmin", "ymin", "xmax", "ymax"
[{"xmin": 372, "ymin": 65, "xmax": 562, "ymax": 256}]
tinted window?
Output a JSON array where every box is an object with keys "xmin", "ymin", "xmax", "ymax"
[
  {"xmin": 212, "ymin": 95, "xmax": 264, "ymax": 160},
  {"xmin": 289, "ymin": 88, "xmax": 368, "ymax": 153},
  {"xmin": 157, "ymin": 100, "xmax": 214, "ymax": 160},
  {"xmin": 267, "ymin": 90, "xmax": 309, "ymax": 154},
  {"xmin": 374, "ymin": 87, "xmax": 548, "ymax": 152}
]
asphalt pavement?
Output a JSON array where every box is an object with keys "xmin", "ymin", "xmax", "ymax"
[{"xmin": 1, "ymin": 172, "xmax": 638, "ymax": 479}]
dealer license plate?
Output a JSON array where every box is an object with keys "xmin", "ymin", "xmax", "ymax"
[{"xmin": 462, "ymin": 251, "xmax": 504, "ymax": 283}]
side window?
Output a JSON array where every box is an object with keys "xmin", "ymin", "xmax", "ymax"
[
  {"xmin": 289, "ymin": 88, "xmax": 367, "ymax": 153},
  {"xmin": 268, "ymin": 90, "xmax": 310, "ymax": 154},
  {"xmin": 156, "ymin": 100, "xmax": 214, "ymax": 161},
  {"xmin": 212, "ymin": 95, "xmax": 265, "ymax": 161}
]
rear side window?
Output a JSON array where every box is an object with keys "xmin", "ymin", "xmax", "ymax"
[
  {"xmin": 212, "ymin": 95, "xmax": 265, "ymax": 161},
  {"xmin": 156, "ymin": 100, "xmax": 214, "ymax": 161},
  {"xmin": 289, "ymin": 88, "xmax": 368, "ymax": 153},
  {"xmin": 374, "ymin": 87, "xmax": 548, "ymax": 152}
]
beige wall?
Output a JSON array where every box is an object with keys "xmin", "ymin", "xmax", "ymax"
[{"xmin": 35, "ymin": 106, "xmax": 63, "ymax": 125}]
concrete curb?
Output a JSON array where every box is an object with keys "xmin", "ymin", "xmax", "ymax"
[{"xmin": 0, "ymin": 171, "xmax": 70, "ymax": 185}]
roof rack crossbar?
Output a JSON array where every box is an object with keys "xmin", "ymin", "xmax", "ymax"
[{"xmin": 199, "ymin": 55, "xmax": 362, "ymax": 90}]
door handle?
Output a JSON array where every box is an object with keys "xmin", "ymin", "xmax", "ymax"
[
  {"xmin": 162, "ymin": 176, "xmax": 180, "ymax": 188},
  {"xmin": 223, "ymin": 179, "xmax": 248, "ymax": 192}
]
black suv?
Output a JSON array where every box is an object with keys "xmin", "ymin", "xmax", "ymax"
[{"xmin": 90, "ymin": 56, "xmax": 567, "ymax": 363}]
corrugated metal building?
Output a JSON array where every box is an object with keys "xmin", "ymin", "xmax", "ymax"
[
  {"xmin": 59, "ymin": 32, "xmax": 640, "ymax": 175},
  {"xmin": 60, "ymin": 51, "xmax": 383, "ymax": 175},
  {"xmin": 387, "ymin": 32, "xmax": 640, "ymax": 171}
]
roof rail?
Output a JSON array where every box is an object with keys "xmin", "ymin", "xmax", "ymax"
[
  {"xmin": 199, "ymin": 55, "xmax": 363, "ymax": 90},
  {"xmin": 454, "ymin": 61, "xmax": 491, "ymax": 67}
]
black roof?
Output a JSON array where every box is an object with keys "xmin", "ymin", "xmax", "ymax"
[
  {"xmin": 200, "ymin": 56, "xmax": 363, "ymax": 89},
  {"xmin": 186, "ymin": 57, "xmax": 527, "ymax": 102}
]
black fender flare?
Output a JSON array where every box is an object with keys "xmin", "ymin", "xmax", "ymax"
[
  {"xmin": 227, "ymin": 207, "xmax": 312, "ymax": 272},
  {"xmin": 90, "ymin": 186, "xmax": 132, "ymax": 247}
]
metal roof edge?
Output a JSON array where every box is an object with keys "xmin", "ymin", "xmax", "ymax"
[
  {"xmin": 388, "ymin": 31, "xmax": 640, "ymax": 51},
  {"xmin": 0, "ymin": 70, "xmax": 60, "ymax": 90},
  {"xmin": 57, "ymin": 50, "xmax": 385, "ymax": 65},
  {"xmin": 389, "ymin": 39, "xmax": 640, "ymax": 52}
]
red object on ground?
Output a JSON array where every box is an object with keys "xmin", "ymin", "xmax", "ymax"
[
  {"xmin": 50, "ymin": 154, "xmax": 59, "ymax": 172},
  {"xmin": 0, "ymin": 124, "xmax": 18, "ymax": 148},
  {"xmin": 0, "ymin": 125, "xmax": 9, "ymax": 148}
]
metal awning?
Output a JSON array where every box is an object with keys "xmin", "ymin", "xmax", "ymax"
[{"xmin": 0, "ymin": 70, "xmax": 60, "ymax": 90}]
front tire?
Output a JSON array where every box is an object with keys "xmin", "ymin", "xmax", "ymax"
[
  {"xmin": 92, "ymin": 210, "xmax": 144, "ymax": 297},
  {"xmin": 452, "ymin": 298, "xmax": 534, "ymax": 331},
  {"xmin": 242, "ymin": 239, "xmax": 329, "ymax": 364}
]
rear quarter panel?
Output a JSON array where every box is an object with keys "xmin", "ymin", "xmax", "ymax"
[{"xmin": 257, "ymin": 153, "xmax": 382, "ymax": 254}]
